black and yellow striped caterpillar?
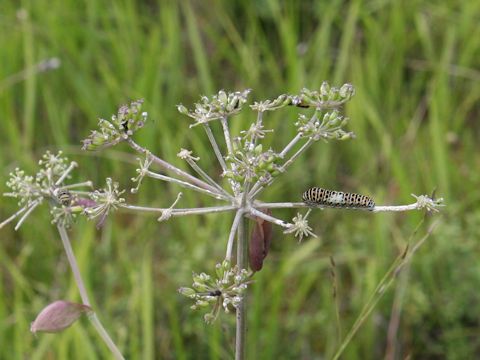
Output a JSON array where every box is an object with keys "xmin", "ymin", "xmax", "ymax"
[
  {"xmin": 302, "ymin": 187, "xmax": 375, "ymax": 210},
  {"xmin": 53, "ymin": 188, "xmax": 73, "ymax": 206}
]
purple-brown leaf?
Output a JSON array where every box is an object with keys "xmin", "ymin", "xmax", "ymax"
[
  {"xmin": 249, "ymin": 209, "xmax": 273, "ymax": 272},
  {"xmin": 30, "ymin": 300, "xmax": 92, "ymax": 334}
]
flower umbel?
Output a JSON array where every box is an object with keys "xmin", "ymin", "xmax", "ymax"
[
  {"xmin": 411, "ymin": 194, "xmax": 445, "ymax": 212},
  {"xmin": 178, "ymin": 89, "xmax": 251, "ymax": 127},
  {"xmin": 84, "ymin": 178, "xmax": 125, "ymax": 228},
  {"xmin": 290, "ymin": 82, "xmax": 356, "ymax": 109},
  {"xmin": 179, "ymin": 260, "xmax": 252, "ymax": 324},
  {"xmin": 295, "ymin": 110, "xmax": 355, "ymax": 142},
  {"xmin": 130, "ymin": 152, "xmax": 154, "ymax": 194},
  {"xmin": 284, "ymin": 211, "xmax": 317, "ymax": 243},
  {"xmin": 1, "ymin": 151, "xmax": 91, "ymax": 230},
  {"xmin": 82, "ymin": 99, "xmax": 148, "ymax": 151}
]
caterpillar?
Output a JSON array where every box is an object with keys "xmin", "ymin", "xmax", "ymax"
[
  {"xmin": 302, "ymin": 187, "xmax": 375, "ymax": 210},
  {"xmin": 53, "ymin": 188, "xmax": 73, "ymax": 206}
]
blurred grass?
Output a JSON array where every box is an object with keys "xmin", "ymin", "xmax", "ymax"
[{"xmin": 1, "ymin": 0, "xmax": 480, "ymax": 359}]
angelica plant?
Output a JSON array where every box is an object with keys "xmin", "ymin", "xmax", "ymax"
[
  {"xmin": 1, "ymin": 83, "xmax": 443, "ymax": 360},
  {"xmin": 81, "ymin": 83, "xmax": 441, "ymax": 359}
]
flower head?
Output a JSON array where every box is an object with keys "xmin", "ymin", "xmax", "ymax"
[
  {"xmin": 82, "ymin": 99, "xmax": 147, "ymax": 151},
  {"xmin": 179, "ymin": 260, "xmax": 252, "ymax": 323},
  {"xmin": 84, "ymin": 178, "xmax": 125, "ymax": 228},
  {"xmin": 284, "ymin": 212, "xmax": 317, "ymax": 242},
  {"xmin": 178, "ymin": 90, "xmax": 251, "ymax": 127}
]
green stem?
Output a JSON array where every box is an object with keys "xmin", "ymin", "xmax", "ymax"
[{"xmin": 235, "ymin": 214, "xmax": 247, "ymax": 360}]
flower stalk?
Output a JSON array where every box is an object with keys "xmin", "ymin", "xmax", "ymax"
[{"xmin": 235, "ymin": 213, "xmax": 248, "ymax": 360}]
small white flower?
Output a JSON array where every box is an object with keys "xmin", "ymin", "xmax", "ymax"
[
  {"xmin": 411, "ymin": 194, "xmax": 445, "ymax": 212},
  {"xmin": 284, "ymin": 212, "xmax": 317, "ymax": 242}
]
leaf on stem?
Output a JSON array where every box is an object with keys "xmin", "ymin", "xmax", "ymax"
[
  {"xmin": 249, "ymin": 209, "xmax": 273, "ymax": 272},
  {"xmin": 30, "ymin": 300, "xmax": 92, "ymax": 334}
]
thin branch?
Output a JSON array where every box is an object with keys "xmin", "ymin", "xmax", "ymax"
[
  {"xmin": 248, "ymin": 207, "xmax": 292, "ymax": 229},
  {"xmin": 203, "ymin": 123, "xmax": 240, "ymax": 195},
  {"xmin": 127, "ymin": 139, "xmax": 219, "ymax": 194},
  {"xmin": 59, "ymin": 181, "xmax": 93, "ymax": 190},
  {"xmin": 145, "ymin": 170, "xmax": 229, "ymax": 200},
  {"xmin": 254, "ymin": 201, "xmax": 308, "ymax": 209},
  {"xmin": 0, "ymin": 205, "xmax": 28, "ymax": 229},
  {"xmin": 14, "ymin": 201, "xmax": 41, "ymax": 231},
  {"xmin": 281, "ymin": 138, "xmax": 314, "ymax": 171},
  {"xmin": 251, "ymin": 111, "xmax": 264, "ymax": 146},
  {"xmin": 279, "ymin": 133, "xmax": 302, "ymax": 158},
  {"xmin": 225, "ymin": 209, "xmax": 244, "ymax": 261},
  {"xmin": 235, "ymin": 212, "xmax": 247, "ymax": 360},
  {"xmin": 184, "ymin": 158, "xmax": 232, "ymax": 199},
  {"xmin": 371, "ymin": 203, "xmax": 422, "ymax": 212},
  {"xmin": 247, "ymin": 183, "xmax": 264, "ymax": 199},
  {"xmin": 203, "ymin": 124, "xmax": 228, "ymax": 172},
  {"xmin": 221, "ymin": 117, "xmax": 234, "ymax": 155},
  {"xmin": 88, "ymin": 313, "xmax": 125, "ymax": 360},
  {"xmin": 55, "ymin": 162, "xmax": 78, "ymax": 186},
  {"xmin": 121, "ymin": 204, "xmax": 237, "ymax": 217},
  {"xmin": 57, "ymin": 225, "xmax": 91, "ymax": 305}
]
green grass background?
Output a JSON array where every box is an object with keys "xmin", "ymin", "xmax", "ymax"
[{"xmin": 1, "ymin": 0, "xmax": 479, "ymax": 359}]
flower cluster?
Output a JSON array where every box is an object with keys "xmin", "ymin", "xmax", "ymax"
[
  {"xmin": 224, "ymin": 141, "xmax": 282, "ymax": 185},
  {"xmin": 4, "ymin": 151, "xmax": 73, "ymax": 206},
  {"xmin": 1, "ymin": 151, "xmax": 97, "ymax": 230},
  {"xmin": 5, "ymin": 168, "xmax": 41, "ymax": 206},
  {"xmin": 283, "ymin": 211, "xmax": 317, "ymax": 242},
  {"xmin": 178, "ymin": 260, "xmax": 252, "ymax": 323},
  {"xmin": 84, "ymin": 178, "xmax": 125, "ymax": 228},
  {"xmin": 177, "ymin": 89, "xmax": 251, "ymax": 127},
  {"xmin": 130, "ymin": 153, "xmax": 154, "ymax": 194},
  {"xmin": 295, "ymin": 109, "xmax": 355, "ymax": 141},
  {"xmin": 290, "ymin": 82, "xmax": 356, "ymax": 109},
  {"xmin": 82, "ymin": 99, "xmax": 148, "ymax": 151},
  {"xmin": 250, "ymin": 94, "xmax": 291, "ymax": 112},
  {"xmin": 411, "ymin": 194, "xmax": 445, "ymax": 212},
  {"xmin": 36, "ymin": 151, "xmax": 72, "ymax": 188}
]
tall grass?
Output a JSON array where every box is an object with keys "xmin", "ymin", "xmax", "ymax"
[{"xmin": 1, "ymin": 0, "xmax": 479, "ymax": 358}]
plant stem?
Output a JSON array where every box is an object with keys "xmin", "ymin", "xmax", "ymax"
[
  {"xmin": 248, "ymin": 207, "xmax": 292, "ymax": 229},
  {"xmin": 251, "ymin": 111, "xmax": 264, "ymax": 146},
  {"xmin": 203, "ymin": 123, "xmax": 239, "ymax": 195},
  {"xmin": 145, "ymin": 170, "xmax": 229, "ymax": 200},
  {"xmin": 14, "ymin": 201, "xmax": 41, "ymax": 230},
  {"xmin": 59, "ymin": 181, "xmax": 93, "ymax": 190},
  {"xmin": 57, "ymin": 225, "xmax": 90, "ymax": 305},
  {"xmin": 225, "ymin": 209, "xmax": 243, "ymax": 261},
  {"xmin": 55, "ymin": 161, "xmax": 78, "ymax": 186},
  {"xmin": 279, "ymin": 133, "xmax": 302, "ymax": 157},
  {"xmin": 235, "ymin": 212, "xmax": 247, "ymax": 360},
  {"xmin": 185, "ymin": 157, "xmax": 232, "ymax": 198},
  {"xmin": 88, "ymin": 313, "xmax": 125, "ymax": 360},
  {"xmin": 203, "ymin": 123, "xmax": 228, "ymax": 172},
  {"xmin": 121, "ymin": 204, "xmax": 236, "ymax": 216},
  {"xmin": 280, "ymin": 138, "xmax": 313, "ymax": 171},
  {"xmin": 0, "ymin": 205, "xmax": 28, "ymax": 229},
  {"xmin": 127, "ymin": 139, "xmax": 219, "ymax": 194},
  {"xmin": 221, "ymin": 117, "xmax": 233, "ymax": 155},
  {"xmin": 56, "ymin": 225, "xmax": 125, "ymax": 360}
]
